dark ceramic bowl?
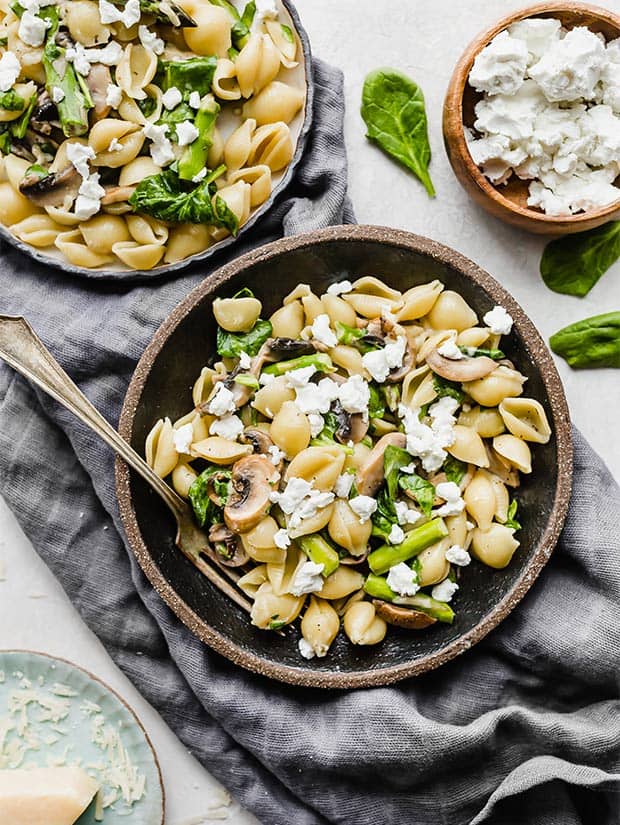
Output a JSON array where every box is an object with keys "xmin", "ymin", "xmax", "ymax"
[
  {"xmin": 0, "ymin": 0, "xmax": 313, "ymax": 282},
  {"xmin": 116, "ymin": 225, "xmax": 573, "ymax": 688}
]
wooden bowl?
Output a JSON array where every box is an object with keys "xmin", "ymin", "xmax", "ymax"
[
  {"xmin": 443, "ymin": 2, "xmax": 620, "ymax": 235},
  {"xmin": 116, "ymin": 225, "xmax": 573, "ymax": 688}
]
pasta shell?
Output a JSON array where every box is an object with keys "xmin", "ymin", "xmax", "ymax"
[
  {"xmin": 242, "ymin": 81, "xmax": 305, "ymax": 126},
  {"xmin": 499, "ymin": 398, "xmax": 551, "ymax": 444},
  {"xmin": 116, "ymin": 44, "xmax": 157, "ymax": 100},
  {"xmin": 471, "ymin": 524, "xmax": 519, "ymax": 569},
  {"xmin": 55, "ymin": 229, "xmax": 114, "ymax": 268},
  {"xmin": 251, "ymin": 581, "xmax": 304, "ymax": 628},
  {"xmin": 11, "ymin": 214, "xmax": 61, "ymax": 248},
  {"xmin": 463, "ymin": 469, "xmax": 496, "ymax": 530},
  {"xmin": 343, "ymin": 601, "xmax": 387, "ymax": 645},
  {"xmin": 190, "ymin": 437, "xmax": 253, "ymax": 465},
  {"xmin": 427, "ymin": 291, "xmax": 478, "ymax": 332},
  {"xmin": 145, "ymin": 417, "xmax": 177, "ymax": 478},
  {"xmin": 112, "ymin": 241, "xmax": 165, "ymax": 270},
  {"xmin": 285, "ymin": 446, "xmax": 346, "ymax": 491},
  {"xmin": 447, "ymin": 425, "xmax": 489, "ymax": 468},
  {"xmin": 301, "ymin": 596, "xmax": 339, "ymax": 657},
  {"xmin": 493, "ymin": 434, "xmax": 532, "ymax": 474},
  {"xmin": 248, "ymin": 122, "xmax": 293, "ymax": 172},
  {"xmin": 395, "ymin": 280, "xmax": 443, "ymax": 321}
]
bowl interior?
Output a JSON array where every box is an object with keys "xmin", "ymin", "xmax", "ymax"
[
  {"xmin": 118, "ymin": 229, "xmax": 571, "ymax": 687},
  {"xmin": 460, "ymin": 4, "xmax": 620, "ymax": 218}
]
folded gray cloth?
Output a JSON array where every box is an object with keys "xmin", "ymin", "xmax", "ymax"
[{"xmin": 0, "ymin": 57, "xmax": 618, "ymax": 825}]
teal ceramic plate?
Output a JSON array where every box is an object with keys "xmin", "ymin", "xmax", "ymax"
[{"xmin": 0, "ymin": 650, "xmax": 164, "ymax": 824}]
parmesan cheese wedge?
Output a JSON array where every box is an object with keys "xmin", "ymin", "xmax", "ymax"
[{"xmin": 0, "ymin": 767, "xmax": 99, "ymax": 825}]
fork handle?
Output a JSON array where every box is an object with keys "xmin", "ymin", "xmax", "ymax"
[{"xmin": 0, "ymin": 315, "xmax": 187, "ymax": 521}]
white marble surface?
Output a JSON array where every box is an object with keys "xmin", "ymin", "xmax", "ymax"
[{"xmin": 1, "ymin": 1, "xmax": 619, "ymax": 822}]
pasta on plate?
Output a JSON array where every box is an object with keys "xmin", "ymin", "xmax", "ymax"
[
  {"xmin": 0, "ymin": 0, "xmax": 305, "ymax": 270},
  {"xmin": 145, "ymin": 276, "xmax": 552, "ymax": 661}
]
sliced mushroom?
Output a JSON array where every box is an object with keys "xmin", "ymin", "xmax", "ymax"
[
  {"xmin": 19, "ymin": 164, "xmax": 81, "ymax": 208},
  {"xmin": 207, "ymin": 523, "xmax": 249, "ymax": 567},
  {"xmin": 224, "ymin": 454, "xmax": 278, "ymax": 533},
  {"xmin": 100, "ymin": 184, "xmax": 136, "ymax": 205},
  {"xmin": 373, "ymin": 600, "xmax": 437, "ymax": 629},
  {"xmin": 426, "ymin": 348, "xmax": 497, "ymax": 382},
  {"xmin": 349, "ymin": 413, "xmax": 369, "ymax": 443},
  {"xmin": 30, "ymin": 91, "xmax": 58, "ymax": 136},
  {"xmin": 268, "ymin": 338, "xmax": 316, "ymax": 358},
  {"xmin": 340, "ymin": 547, "xmax": 370, "ymax": 566},
  {"xmin": 86, "ymin": 63, "xmax": 113, "ymax": 120},
  {"xmin": 239, "ymin": 427, "xmax": 284, "ymax": 472},
  {"xmin": 356, "ymin": 432, "xmax": 407, "ymax": 496}
]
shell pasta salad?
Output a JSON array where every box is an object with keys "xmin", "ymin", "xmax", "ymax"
[
  {"xmin": 146, "ymin": 277, "xmax": 552, "ymax": 660},
  {"xmin": 0, "ymin": 0, "xmax": 304, "ymax": 270}
]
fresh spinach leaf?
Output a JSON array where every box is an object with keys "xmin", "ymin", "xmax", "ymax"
[
  {"xmin": 383, "ymin": 445, "xmax": 412, "ymax": 501},
  {"xmin": 540, "ymin": 222, "xmax": 620, "ymax": 297},
  {"xmin": 399, "ymin": 474, "xmax": 435, "ymax": 517},
  {"xmin": 188, "ymin": 466, "xmax": 230, "ymax": 528},
  {"xmin": 335, "ymin": 321, "xmax": 381, "ymax": 354},
  {"xmin": 505, "ymin": 499, "xmax": 521, "ymax": 532},
  {"xmin": 550, "ymin": 312, "xmax": 620, "ymax": 369},
  {"xmin": 361, "ymin": 68, "xmax": 435, "ymax": 197},
  {"xmin": 442, "ymin": 455, "xmax": 467, "ymax": 485},
  {"xmin": 217, "ymin": 318, "xmax": 272, "ymax": 358},
  {"xmin": 432, "ymin": 374, "xmax": 464, "ymax": 403},
  {"xmin": 368, "ymin": 383, "xmax": 386, "ymax": 419}
]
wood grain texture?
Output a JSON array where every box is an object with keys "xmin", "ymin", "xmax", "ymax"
[{"xmin": 443, "ymin": 2, "xmax": 620, "ymax": 235}]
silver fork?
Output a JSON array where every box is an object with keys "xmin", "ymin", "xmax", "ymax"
[{"xmin": 0, "ymin": 315, "xmax": 252, "ymax": 615}]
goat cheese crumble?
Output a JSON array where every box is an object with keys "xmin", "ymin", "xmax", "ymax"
[
  {"xmin": 161, "ymin": 87, "xmax": 183, "ymax": 111},
  {"xmin": 298, "ymin": 637, "xmax": 315, "ymax": 659},
  {"xmin": 270, "ymin": 477, "xmax": 335, "ymax": 531},
  {"xmin": 206, "ymin": 383, "xmax": 236, "ymax": 416},
  {"xmin": 311, "ymin": 314, "xmax": 338, "ymax": 347},
  {"xmin": 334, "ymin": 473, "xmax": 354, "ymax": 499},
  {"xmin": 349, "ymin": 495, "xmax": 377, "ymax": 523},
  {"xmin": 294, "ymin": 377, "xmax": 339, "ymax": 415},
  {"xmin": 176, "ymin": 120, "xmax": 200, "ymax": 147},
  {"xmin": 285, "ymin": 366, "xmax": 316, "ymax": 388},
  {"xmin": 431, "ymin": 579, "xmax": 459, "ymax": 603},
  {"xmin": 51, "ymin": 86, "xmax": 65, "ymax": 104},
  {"xmin": 0, "ymin": 52, "xmax": 21, "ymax": 92},
  {"xmin": 142, "ymin": 122, "xmax": 175, "ymax": 167},
  {"xmin": 437, "ymin": 339, "xmax": 464, "ymax": 360},
  {"xmin": 74, "ymin": 173, "xmax": 105, "ymax": 220},
  {"xmin": 445, "ymin": 545, "xmax": 471, "ymax": 566},
  {"xmin": 209, "ymin": 414, "xmax": 244, "ymax": 441},
  {"xmin": 388, "ymin": 524, "xmax": 405, "ymax": 545},
  {"xmin": 138, "ymin": 25, "xmax": 164, "ymax": 55},
  {"xmin": 308, "ymin": 413, "xmax": 325, "ymax": 438},
  {"xmin": 99, "ymin": 0, "xmax": 141, "ymax": 28},
  {"xmin": 362, "ymin": 336, "xmax": 407, "ymax": 382},
  {"xmin": 394, "ymin": 500, "xmax": 422, "ymax": 526},
  {"xmin": 289, "ymin": 561, "xmax": 324, "ymax": 597},
  {"xmin": 268, "ymin": 445, "xmax": 285, "ymax": 466},
  {"xmin": 399, "ymin": 396, "xmax": 459, "ymax": 473},
  {"xmin": 386, "ymin": 562, "xmax": 419, "ymax": 596},
  {"xmin": 326, "ymin": 279, "xmax": 353, "ymax": 296},
  {"xmin": 188, "ymin": 91, "xmax": 202, "ymax": 109},
  {"xmin": 337, "ymin": 374, "xmax": 370, "ymax": 415},
  {"xmin": 18, "ymin": 9, "xmax": 51, "ymax": 47},
  {"xmin": 434, "ymin": 482, "xmax": 465, "ymax": 517},
  {"xmin": 172, "ymin": 423, "xmax": 193, "ymax": 454},
  {"xmin": 105, "ymin": 83, "xmax": 123, "ymax": 108},
  {"xmin": 274, "ymin": 528, "xmax": 291, "ymax": 549},
  {"xmin": 483, "ymin": 305, "xmax": 513, "ymax": 335}
]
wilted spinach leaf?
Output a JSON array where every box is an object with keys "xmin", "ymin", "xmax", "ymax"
[
  {"xmin": 188, "ymin": 466, "xmax": 231, "ymax": 528},
  {"xmin": 399, "ymin": 473, "xmax": 435, "ymax": 517},
  {"xmin": 504, "ymin": 499, "xmax": 521, "ymax": 532},
  {"xmin": 442, "ymin": 455, "xmax": 467, "ymax": 485},
  {"xmin": 217, "ymin": 318, "xmax": 272, "ymax": 358},
  {"xmin": 432, "ymin": 374, "xmax": 464, "ymax": 403}
]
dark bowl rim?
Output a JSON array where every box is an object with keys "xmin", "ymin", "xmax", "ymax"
[
  {"xmin": 443, "ymin": 0, "xmax": 620, "ymax": 227},
  {"xmin": 0, "ymin": 0, "xmax": 314, "ymax": 284},
  {"xmin": 0, "ymin": 648, "xmax": 165, "ymax": 821},
  {"xmin": 115, "ymin": 224, "xmax": 574, "ymax": 689}
]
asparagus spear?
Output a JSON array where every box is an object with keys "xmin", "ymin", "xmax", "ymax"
[
  {"xmin": 110, "ymin": 0, "xmax": 197, "ymax": 27},
  {"xmin": 296, "ymin": 534, "xmax": 340, "ymax": 577},
  {"xmin": 364, "ymin": 574, "xmax": 454, "ymax": 623},
  {"xmin": 178, "ymin": 94, "xmax": 220, "ymax": 182},
  {"xmin": 367, "ymin": 518, "xmax": 448, "ymax": 574},
  {"xmin": 41, "ymin": 7, "xmax": 92, "ymax": 137},
  {"xmin": 262, "ymin": 353, "xmax": 335, "ymax": 376}
]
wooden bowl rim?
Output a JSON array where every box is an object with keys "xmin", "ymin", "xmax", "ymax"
[
  {"xmin": 115, "ymin": 224, "xmax": 573, "ymax": 689},
  {"xmin": 443, "ymin": 1, "xmax": 620, "ymax": 228}
]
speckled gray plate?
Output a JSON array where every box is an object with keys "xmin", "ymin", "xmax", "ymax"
[
  {"xmin": 0, "ymin": 650, "xmax": 164, "ymax": 823},
  {"xmin": 116, "ymin": 225, "xmax": 573, "ymax": 688},
  {"xmin": 0, "ymin": 0, "xmax": 313, "ymax": 282}
]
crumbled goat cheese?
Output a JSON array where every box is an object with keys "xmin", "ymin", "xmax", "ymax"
[
  {"xmin": 311, "ymin": 314, "xmax": 337, "ymax": 347},
  {"xmin": 400, "ymin": 463, "xmax": 416, "ymax": 474},
  {"xmin": 337, "ymin": 374, "xmax": 370, "ymax": 415},
  {"xmin": 294, "ymin": 377, "xmax": 339, "ymax": 415},
  {"xmin": 327, "ymin": 279, "xmax": 353, "ymax": 296},
  {"xmin": 349, "ymin": 495, "xmax": 377, "ymax": 523},
  {"xmin": 435, "ymin": 482, "xmax": 465, "ymax": 517},
  {"xmin": 274, "ymin": 528, "xmax": 291, "ymax": 549},
  {"xmin": 105, "ymin": 84, "xmax": 123, "ymax": 108},
  {"xmin": 308, "ymin": 413, "xmax": 325, "ymax": 437},
  {"xmin": 74, "ymin": 173, "xmax": 105, "ymax": 219},
  {"xmin": 285, "ymin": 365, "xmax": 316, "ymax": 388},
  {"xmin": 254, "ymin": 0, "xmax": 278, "ymax": 28},
  {"xmin": 386, "ymin": 562, "xmax": 419, "ymax": 597},
  {"xmin": 468, "ymin": 22, "xmax": 620, "ymax": 215},
  {"xmin": 67, "ymin": 42, "xmax": 123, "ymax": 76},
  {"xmin": 206, "ymin": 383, "xmax": 236, "ymax": 416},
  {"xmin": 445, "ymin": 545, "xmax": 471, "ymax": 566},
  {"xmin": 362, "ymin": 336, "xmax": 407, "ymax": 382},
  {"xmin": 0, "ymin": 51, "xmax": 21, "ymax": 92},
  {"xmin": 469, "ymin": 30, "xmax": 529, "ymax": 96},
  {"xmin": 298, "ymin": 637, "xmax": 315, "ymax": 659},
  {"xmin": 259, "ymin": 372, "xmax": 275, "ymax": 386},
  {"xmin": 437, "ymin": 340, "xmax": 464, "ymax": 360},
  {"xmin": 394, "ymin": 500, "xmax": 422, "ymax": 526},
  {"xmin": 51, "ymin": 86, "xmax": 65, "ymax": 104},
  {"xmin": 108, "ymin": 137, "xmax": 123, "ymax": 152},
  {"xmin": 138, "ymin": 25, "xmax": 164, "ymax": 55},
  {"xmin": 270, "ymin": 478, "xmax": 335, "ymax": 530},
  {"xmin": 176, "ymin": 120, "xmax": 200, "ymax": 146},
  {"xmin": 99, "ymin": 0, "xmax": 141, "ymax": 27},
  {"xmin": 210, "ymin": 414, "xmax": 244, "ymax": 441},
  {"xmin": 172, "ymin": 423, "xmax": 193, "ymax": 454},
  {"xmin": 431, "ymin": 579, "xmax": 459, "ymax": 603},
  {"xmin": 161, "ymin": 87, "xmax": 183, "ymax": 111},
  {"xmin": 188, "ymin": 91, "xmax": 202, "ymax": 109},
  {"xmin": 289, "ymin": 561, "xmax": 324, "ymax": 597},
  {"xmin": 483, "ymin": 305, "xmax": 513, "ymax": 335},
  {"xmin": 399, "ymin": 396, "xmax": 459, "ymax": 473},
  {"xmin": 18, "ymin": 10, "xmax": 50, "ymax": 47},
  {"xmin": 334, "ymin": 473, "xmax": 354, "ymax": 499},
  {"xmin": 66, "ymin": 142, "xmax": 95, "ymax": 179},
  {"xmin": 508, "ymin": 17, "xmax": 562, "ymax": 64},
  {"xmin": 268, "ymin": 445, "xmax": 285, "ymax": 466},
  {"xmin": 143, "ymin": 122, "xmax": 175, "ymax": 166},
  {"xmin": 192, "ymin": 169, "xmax": 207, "ymax": 183},
  {"xmin": 388, "ymin": 524, "xmax": 405, "ymax": 545}
]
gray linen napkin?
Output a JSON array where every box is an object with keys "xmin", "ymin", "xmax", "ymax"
[{"xmin": 0, "ymin": 57, "xmax": 619, "ymax": 825}]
